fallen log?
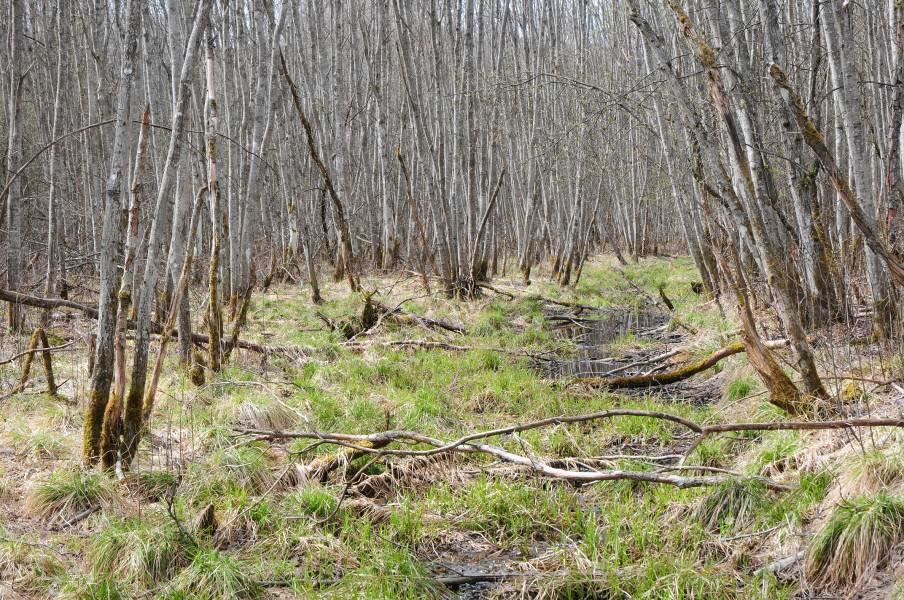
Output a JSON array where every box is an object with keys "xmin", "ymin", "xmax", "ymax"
[
  {"xmin": 241, "ymin": 411, "xmax": 904, "ymax": 491},
  {"xmin": 372, "ymin": 300, "xmax": 465, "ymax": 334},
  {"xmin": 574, "ymin": 339, "xmax": 789, "ymax": 389},
  {"xmin": 294, "ymin": 436, "xmax": 391, "ymax": 483},
  {"xmin": 0, "ymin": 288, "xmax": 305, "ymax": 358}
]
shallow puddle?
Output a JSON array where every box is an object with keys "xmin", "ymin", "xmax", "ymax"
[{"xmin": 541, "ymin": 308, "xmax": 673, "ymax": 378}]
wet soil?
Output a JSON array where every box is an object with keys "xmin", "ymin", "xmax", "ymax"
[{"xmin": 539, "ymin": 307, "xmax": 676, "ymax": 378}]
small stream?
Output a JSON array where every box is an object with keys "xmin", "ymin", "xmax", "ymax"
[
  {"xmin": 440, "ymin": 308, "xmax": 685, "ymax": 599},
  {"xmin": 540, "ymin": 308, "xmax": 675, "ymax": 378}
]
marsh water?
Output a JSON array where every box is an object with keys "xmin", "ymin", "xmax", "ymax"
[{"xmin": 540, "ymin": 308, "xmax": 674, "ymax": 378}]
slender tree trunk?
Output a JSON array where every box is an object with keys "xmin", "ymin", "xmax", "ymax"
[{"xmin": 83, "ymin": 0, "xmax": 143, "ymax": 467}]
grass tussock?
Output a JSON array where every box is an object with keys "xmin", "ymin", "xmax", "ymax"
[
  {"xmin": 236, "ymin": 399, "xmax": 298, "ymax": 431},
  {"xmin": 57, "ymin": 575, "xmax": 127, "ymax": 600},
  {"xmin": 843, "ymin": 449, "xmax": 904, "ymax": 494},
  {"xmin": 7, "ymin": 426, "xmax": 68, "ymax": 460},
  {"xmin": 169, "ymin": 547, "xmax": 262, "ymax": 600},
  {"xmin": 0, "ymin": 536, "xmax": 65, "ymax": 594},
  {"xmin": 25, "ymin": 469, "xmax": 117, "ymax": 522},
  {"xmin": 90, "ymin": 516, "xmax": 189, "ymax": 583},
  {"xmin": 805, "ymin": 492, "xmax": 904, "ymax": 589},
  {"xmin": 122, "ymin": 469, "xmax": 177, "ymax": 502},
  {"xmin": 694, "ymin": 478, "xmax": 771, "ymax": 532}
]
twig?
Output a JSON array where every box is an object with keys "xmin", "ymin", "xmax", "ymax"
[
  {"xmin": 0, "ymin": 340, "xmax": 75, "ymax": 366},
  {"xmin": 717, "ymin": 524, "xmax": 783, "ymax": 543},
  {"xmin": 50, "ymin": 504, "xmax": 100, "ymax": 531}
]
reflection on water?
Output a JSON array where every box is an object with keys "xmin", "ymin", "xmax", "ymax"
[{"xmin": 541, "ymin": 308, "xmax": 672, "ymax": 378}]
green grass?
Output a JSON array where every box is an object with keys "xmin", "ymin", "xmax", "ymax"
[
  {"xmin": 188, "ymin": 444, "xmax": 274, "ymax": 499},
  {"xmin": 846, "ymin": 449, "xmax": 904, "ymax": 492},
  {"xmin": 752, "ymin": 431, "xmax": 800, "ymax": 476},
  {"xmin": 168, "ymin": 547, "xmax": 262, "ymax": 599},
  {"xmin": 0, "ymin": 257, "xmax": 859, "ymax": 599},
  {"xmin": 89, "ymin": 515, "xmax": 189, "ymax": 583},
  {"xmin": 806, "ymin": 492, "xmax": 904, "ymax": 588},
  {"xmin": 694, "ymin": 478, "xmax": 772, "ymax": 533},
  {"xmin": 283, "ymin": 485, "xmax": 339, "ymax": 519},
  {"xmin": 58, "ymin": 575, "xmax": 127, "ymax": 600},
  {"xmin": 123, "ymin": 469, "xmax": 177, "ymax": 502},
  {"xmin": 0, "ymin": 535, "xmax": 65, "ymax": 594},
  {"xmin": 25, "ymin": 469, "xmax": 117, "ymax": 521},
  {"xmin": 8, "ymin": 425, "xmax": 68, "ymax": 459},
  {"xmin": 726, "ymin": 376, "xmax": 757, "ymax": 401}
]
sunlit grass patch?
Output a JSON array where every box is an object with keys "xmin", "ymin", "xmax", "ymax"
[
  {"xmin": 726, "ymin": 375, "xmax": 757, "ymax": 401},
  {"xmin": 235, "ymin": 397, "xmax": 298, "ymax": 431},
  {"xmin": 25, "ymin": 468, "xmax": 117, "ymax": 522},
  {"xmin": 122, "ymin": 469, "xmax": 177, "ymax": 502},
  {"xmin": 58, "ymin": 574, "xmax": 127, "ymax": 600},
  {"xmin": 7, "ymin": 424, "xmax": 69, "ymax": 460},
  {"xmin": 0, "ymin": 534, "xmax": 65, "ymax": 594},
  {"xmin": 805, "ymin": 492, "xmax": 904, "ymax": 589},
  {"xmin": 187, "ymin": 444, "xmax": 274, "ymax": 499},
  {"xmin": 425, "ymin": 477, "xmax": 581, "ymax": 542},
  {"xmin": 90, "ymin": 515, "xmax": 189, "ymax": 584},
  {"xmin": 751, "ymin": 431, "xmax": 800, "ymax": 476},
  {"xmin": 844, "ymin": 448, "xmax": 904, "ymax": 493},
  {"xmin": 767, "ymin": 470, "xmax": 831, "ymax": 526},
  {"xmin": 212, "ymin": 491, "xmax": 285, "ymax": 548},
  {"xmin": 688, "ymin": 437, "xmax": 733, "ymax": 468},
  {"xmin": 323, "ymin": 538, "xmax": 438, "ymax": 599},
  {"xmin": 694, "ymin": 478, "xmax": 771, "ymax": 533},
  {"xmin": 169, "ymin": 547, "xmax": 262, "ymax": 599},
  {"xmin": 281, "ymin": 484, "xmax": 339, "ymax": 520}
]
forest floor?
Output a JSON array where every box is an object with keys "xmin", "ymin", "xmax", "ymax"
[{"xmin": 1, "ymin": 256, "xmax": 903, "ymax": 599}]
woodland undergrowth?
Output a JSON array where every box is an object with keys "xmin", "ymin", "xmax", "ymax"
[{"xmin": 0, "ymin": 256, "xmax": 902, "ymax": 599}]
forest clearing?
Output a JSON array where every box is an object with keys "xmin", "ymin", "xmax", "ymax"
[
  {"xmin": 1, "ymin": 257, "xmax": 903, "ymax": 598},
  {"xmin": 3, "ymin": 0, "xmax": 904, "ymax": 598}
]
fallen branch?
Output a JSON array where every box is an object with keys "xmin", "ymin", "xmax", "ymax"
[
  {"xmin": 574, "ymin": 339, "xmax": 789, "ymax": 389},
  {"xmin": 0, "ymin": 288, "xmax": 306, "ymax": 359},
  {"xmin": 612, "ymin": 269, "xmax": 699, "ymax": 334},
  {"xmin": 371, "ymin": 300, "xmax": 466, "ymax": 334},
  {"xmin": 239, "ymin": 409, "xmax": 904, "ymax": 491},
  {"xmin": 0, "ymin": 339, "xmax": 74, "ymax": 366},
  {"xmin": 595, "ymin": 347, "xmax": 683, "ymax": 378},
  {"xmin": 476, "ymin": 283, "xmax": 515, "ymax": 300},
  {"xmin": 50, "ymin": 504, "xmax": 100, "ymax": 531}
]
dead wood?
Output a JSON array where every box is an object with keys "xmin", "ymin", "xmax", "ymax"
[
  {"xmin": 574, "ymin": 339, "xmax": 789, "ymax": 389},
  {"xmin": 240, "ymin": 409, "xmax": 904, "ymax": 492},
  {"xmin": 352, "ymin": 454, "xmax": 466, "ymax": 498},
  {"xmin": 371, "ymin": 300, "xmax": 466, "ymax": 334},
  {"xmin": 658, "ymin": 285, "xmax": 675, "ymax": 310},
  {"xmin": 0, "ymin": 288, "xmax": 306, "ymax": 359},
  {"xmin": 294, "ymin": 437, "xmax": 392, "ymax": 483}
]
